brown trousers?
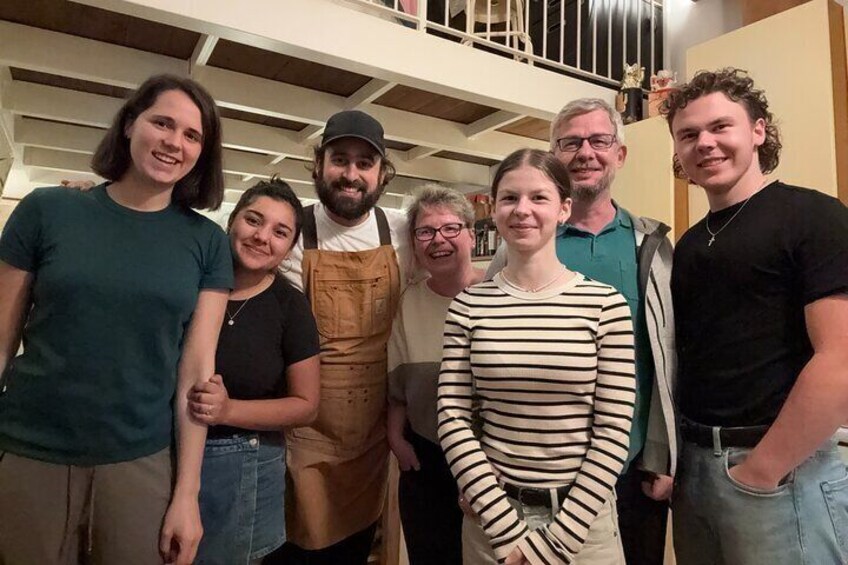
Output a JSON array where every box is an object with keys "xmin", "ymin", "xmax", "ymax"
[{"xmin": 0, "ymin": 448, "xmax": 172, "ymax": 565}]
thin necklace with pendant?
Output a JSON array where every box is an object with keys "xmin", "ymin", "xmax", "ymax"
[
  {"xmin": 501, "ymin": 266, "xmax": 568, "ymax": 293},
  {"xmin": 226, "ymin": 297, "xmax": 252, "ymax": 326},
  {"xmin": 705, "ymin": 182, "xmax": 765, "ymax": 247},
  {"xmin": 226, "ymin": 273, "xmax": 272, "ymax": 325}
]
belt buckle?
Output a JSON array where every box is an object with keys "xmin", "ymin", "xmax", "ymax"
[{"xmin": 516, "ymin": 486, "xmax": 540, "ymax": 506}]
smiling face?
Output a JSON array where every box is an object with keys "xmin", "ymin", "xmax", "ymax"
[
  {"xmin": 552, "ymin": 109, "xmax": 626, "ymax": 202},
  {"xmin": 124, "ymin": 89, "xmax": 203, "ymax": 190},
  {"xmin": 230, "ymin": 196, "xmax": 298, "ymax": 273},
  {"xmin": 412, "ymin": 205, "xmax": 474, "ymax": 279},
  {"xmin": 671, "ymin": 92, "xmax": 765, "ymax": 199},
  {"xmin": 315, "ymin": 138, "xmax": 385, "ymax": 222},
  {"xmin": 493, "ymin": 164, "xmax": 571, "ymax": 255}
]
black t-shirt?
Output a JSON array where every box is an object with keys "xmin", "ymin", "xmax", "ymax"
[
  {"xmin": 672, "ymin": 182, "xmax": 848, "ymax": 426},
  {"xmin": 211, "ymin": 275, "xmax": 320, "ymax": 436}
]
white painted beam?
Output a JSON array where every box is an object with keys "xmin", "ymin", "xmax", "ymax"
[
  {"xmin": 191, "ymin": 34, "xmax": 219, "ymax": 67},
  {"xmin": 297, "ymin": 125, "xmax": 324, "ymax": 143},
  {"xmin": 404, "ymin": 146, "xmax": 440, "ymax": 161},
  {"xmin": 345, "ymin": 79, "xmax": 395, "ymax": 108},
  {"xmin": 464, "ymin": 111, "xmax": 524, "ymax": 139},
  {"xmin": 221, "ymin": 118, "xmax": 309, "ymax": 158},
  {"xmin": 294, "ymin": 79, "xmax": 395, "ymax": 144},
  {"xmin": 0, "ymin": 21, "xmax": 187, "ymax": 88},
  {"xmin": 8, "ymin": 81, "xmax": 121, "ymax": 127},
  {"xmin": 23, "ymin": 147, "xmax": 92, "ymax": 173},
  {"xmin": 15, "ymin": 116, "xmax": 104, "ymax": 154},
  {"xmin": 27, "ymin": 169, "xmax": 102, "ymax": 187},
  {"xmin": 223, "ymin": 148, "xmax": 282, "ymax": 179},
  {"xmin": 193, "ymin": 65, "xmax": 333, "ymax": 126}
]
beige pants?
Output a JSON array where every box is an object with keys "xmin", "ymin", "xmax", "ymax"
[
  {"xmin": 462, "ymin": 495, "xmax": 625, "ymax": 565},
  {"xmin": 0, "ymin": 448, "xmax": 172, "ymax": 565}
]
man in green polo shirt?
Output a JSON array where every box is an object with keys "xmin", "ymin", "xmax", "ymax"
[{"xmin": 488, "ymin": 98, "xmax": 677, "ymax": 565}]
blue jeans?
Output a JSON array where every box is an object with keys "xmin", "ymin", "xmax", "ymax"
[
  {"xmin": 196, "ymin": 433, "xmax": 286, "ymax": 564},
  {"xmin": 674, "ymin": 439, "xmax": 848, "ymax": 565}
]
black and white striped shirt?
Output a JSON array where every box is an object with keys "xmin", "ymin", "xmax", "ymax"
[{"xmin": 438, "ymin": 273, "xmax": 635, "ymax": 564}]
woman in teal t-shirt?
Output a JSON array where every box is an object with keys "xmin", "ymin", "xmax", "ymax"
[{"xmin": 0, "ymin": 75, "xmax": 233, "ymax": 565}]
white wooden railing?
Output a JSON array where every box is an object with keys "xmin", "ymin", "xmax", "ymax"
[{"xmin": 349, "ymin": 0, "xmax": 664, "ymax": 89}]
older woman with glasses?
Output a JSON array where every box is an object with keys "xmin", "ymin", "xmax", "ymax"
[{"xmin": 387, "ymin": 184, "xmax": 485, "ymax": 565}]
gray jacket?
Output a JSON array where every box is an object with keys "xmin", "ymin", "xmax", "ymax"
[
  {"xmin": 631, "ymin": 213, "xmax": 678, "ymax": 476},
  {"xmin": 485, "ymin": 209, "xmax": 678, "ymax": 475}
]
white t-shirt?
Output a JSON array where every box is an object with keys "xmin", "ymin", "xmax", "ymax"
[{"xmin": 283, "ymin": 202, "xmax": 411, "ymax": 291}]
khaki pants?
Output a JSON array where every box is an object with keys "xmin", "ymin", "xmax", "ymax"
[
  {"xmin": 0, "ymin": 448, "xmax": 172, "ymax": 565},
  {"xmin": 462, "ymin": 495, "xmax": 625, "ymax": 565}
]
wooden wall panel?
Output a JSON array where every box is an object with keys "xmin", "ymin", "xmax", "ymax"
[
  {"xmin": 741, "ymin": 0, "xmax": 812, "ymax": 25},
  {"xmin": 828, "ymin": 1, "xmax": 848, "ymax": 204}
]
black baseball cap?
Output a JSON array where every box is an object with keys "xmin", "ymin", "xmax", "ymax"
[{"xmin": 320, "ymin": 110, "xmax": 386, "ymax": 157}]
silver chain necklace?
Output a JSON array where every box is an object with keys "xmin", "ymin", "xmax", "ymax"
[
  {"xmin": 226, "ymin": 297, "xmax": 252, "ymax": 326},
  {"xmin": 501, "ymin": 267, "xmax": 568, "ymax": 293},
  {"xmin": 705, "ymin": 185, "xmax": 764, "ymax": 247}
]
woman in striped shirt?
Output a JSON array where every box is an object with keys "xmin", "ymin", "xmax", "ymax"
[{"xmin": 438, "ymin": 148, "xmax": 635, "ymax": 565}]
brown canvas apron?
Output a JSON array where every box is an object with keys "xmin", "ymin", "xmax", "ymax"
[{"xmin": 285, "ymin": 205, "xmax": 401, "ymax": 549}]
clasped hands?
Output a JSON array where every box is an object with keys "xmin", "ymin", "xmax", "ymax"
[{"xmin": 188, "ymin": 374, "xmax": 230, "ymax": 425}]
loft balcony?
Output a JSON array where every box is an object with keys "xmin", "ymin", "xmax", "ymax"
[
  {"xmin": 0, "ymin": 0, "xmax": 636, "ymax": 220},
  {"xmin": 357, "ymin": 0, "xmax": 664, "ymax": 90}
]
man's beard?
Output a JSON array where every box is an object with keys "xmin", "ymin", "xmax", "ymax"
[
  {"xmin": 315, "ymin": 177, "xmax": 385, "ymax": 221},
  {"xmin": 570, "ymin": 168, "xmax": 615, "ymax": 204}
]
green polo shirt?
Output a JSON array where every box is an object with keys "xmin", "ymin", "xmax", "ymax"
[{"xmin": 556, "ymin": 206, "xmax": 653, "ymax": 472}]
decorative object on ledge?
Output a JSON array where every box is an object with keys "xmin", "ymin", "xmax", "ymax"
[
  {"xmin": 616, "ymin": 63, "xmax": 645, "ymax": 124},
  {"xmin": 466, "ymin": 194, "xmax": 499, "ymax": 258},
  {"xmin": 468, "ymin": 194, "xmax": 491, "ymax": 221},
  {"xmin": 648, "ymin": 69, "xmax": 677, "ymax": 118}
]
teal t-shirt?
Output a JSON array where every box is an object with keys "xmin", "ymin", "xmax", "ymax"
[
  {"xmin": 0, "ymin": 185, "xmax": 233, "ymax": 465},
  {"xmin": 556, "ymin": 207, "xmax": 653, "ymax": 471}
]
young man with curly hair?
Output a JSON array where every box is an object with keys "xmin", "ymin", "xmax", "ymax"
[{"xmin": 663, "ymin": 68, "xmax": 848, "ymax": 565}]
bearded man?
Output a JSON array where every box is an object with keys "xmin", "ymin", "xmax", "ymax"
[{"xmin": 268, "ymin": 110, "xmax": 410, "ymax": 565}]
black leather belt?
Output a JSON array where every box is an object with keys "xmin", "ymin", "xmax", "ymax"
[
  {"xmin": 681, "ymin": 418, "xmax": 769, "ymax": 449},
  {"xmin": 503, "ymin": 483, "xmax": 570, "ymax": 508}
]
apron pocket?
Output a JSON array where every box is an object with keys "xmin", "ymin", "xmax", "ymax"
[{"xmin": 312, "ymin": 273, "xmax": 391, "ymax": 339}]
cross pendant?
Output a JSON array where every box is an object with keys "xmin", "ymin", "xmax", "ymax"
[{"xmin": 708, "ymin": 235, "xmax": 715, "ymax": 247}]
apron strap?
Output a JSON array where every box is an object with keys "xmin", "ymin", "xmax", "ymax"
[
  {"xmin": 374, "ymin": 207, "xmax": 392, "ymax": 247},
  {"xmin": 302, "ymin": 204, "xmax": 318, "ymax": 250}
]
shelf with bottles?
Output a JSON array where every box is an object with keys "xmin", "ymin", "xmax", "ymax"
[{"xmin": 473, "ymin": 217, "xmax": 501, "ymax": 260}]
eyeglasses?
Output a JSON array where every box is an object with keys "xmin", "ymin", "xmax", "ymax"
[
  {"xmin": 555, "ymin": 134, "xmax": 617, "ymax": 153},
  {"xmin": 413, "ymin": 223, "xmax": 466, "ymax": 242}
]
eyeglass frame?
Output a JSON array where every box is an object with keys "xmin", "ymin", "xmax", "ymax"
[
  {"xmin": 412, "ymin": 222, "xmax": 468, "ymax": 242},
  {"xmin": 554, "ymin": 134, "xmax": 618, "ymax": 153}
]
